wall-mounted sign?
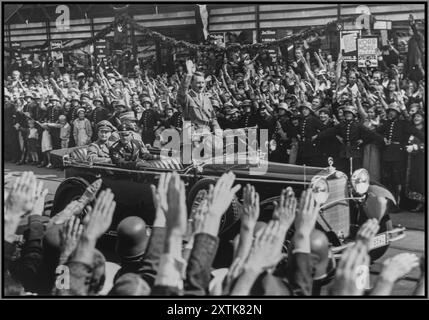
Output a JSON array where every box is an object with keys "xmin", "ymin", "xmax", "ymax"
[
  {"xmin": 357, "ymin": 37, "xmax": 378, "ymax": 68},
  {"xmin": 340, "ymin": 30, "xmax": 361, "ymax": 63},
  {"xmin": 260, "ymin": 29, "xmax": 278, "ymax": 62},
  {"xmin": 51, "ymin": 40, "xmax": 64, "ymax": 67}
]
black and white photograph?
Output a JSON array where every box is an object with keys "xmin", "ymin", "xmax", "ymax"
[{"xmin": 2, "ymin": 0, "xmax": 427, "ymax": 304}]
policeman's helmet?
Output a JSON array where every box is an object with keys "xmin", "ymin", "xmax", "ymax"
[{"xmin": 115, "ymin": 216, "xmax": 150, "ymax": 259}]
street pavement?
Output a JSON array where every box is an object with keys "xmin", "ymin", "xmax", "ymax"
[{"xmin": 3, "ymin": 162, "xmax": 426, "ymax": 296}]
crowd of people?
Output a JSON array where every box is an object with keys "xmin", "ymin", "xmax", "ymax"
[
  {"xmin": 4, "ymin": 171, "xmax": 425, "ymax": 296},
  {"xmin": 3, "ymin": 16, "xmax": 426, "ymax": 296},
  {"xmin": 4, "ymin": 17, "xmax": 425, "ymax": 211}
]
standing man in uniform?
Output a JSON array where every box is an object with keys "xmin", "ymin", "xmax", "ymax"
[
  {"xmin": 177, "ymin": 60, "xmax": 221, "ymax": 134},
  {"xmin": 376, "ymin": 102, "xmax": 424, "ymax": 203},
  {"xmin": 314, "ymin": 106, "xmax": 384, "ymax": 176},
  {"xmin": 139, "ymin": 96, "xmax": 160, "ymax": 146},
  {"xmin": 296, "ymin": 102, "xmax": 323, "ymax": 167}
]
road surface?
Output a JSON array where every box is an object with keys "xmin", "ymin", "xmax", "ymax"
[{"xmin": 3, "ymin": 162, "xmax": 425, "ymax": 296}]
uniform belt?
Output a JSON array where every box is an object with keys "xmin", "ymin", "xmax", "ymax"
[{"xmin": 388, "ymin": 141, "xmax": 401, "ymax": 145}]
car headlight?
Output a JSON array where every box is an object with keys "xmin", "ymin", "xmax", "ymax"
[
  {"xmin": 310, "ymin": 176, "xmax": 329, "ymax": 204},
  {"xmin": 351, "ymin": 168, "xmax": 370, "ymax": 195}
]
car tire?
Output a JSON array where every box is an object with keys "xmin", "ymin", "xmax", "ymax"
[
  {"xmin": 51, "ymin": 177, "xmax": 91, "ymax": 217},
  {"xmin": 187, "ymin": 178, "xmax": 240, "ymax": 237}
]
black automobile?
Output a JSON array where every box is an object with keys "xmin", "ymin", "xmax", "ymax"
[{"xmin": 50, "ymin": 147, "xmax": 405, "ymax": 265}]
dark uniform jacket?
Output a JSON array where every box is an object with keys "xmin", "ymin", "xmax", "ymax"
[
  {"xmin": 377, "ymin": 119, "xmax": 424, "ymax": 162},
  {"xmin": 109, "ymin": 139, "xmax": 158, "ymax": 169},
  {"xmin": 238, "ymin": 112, "xmax": 258, "ymax": 129},
  {"xmin": 297, "ymin": 115, "xmax": 323, "ymax": 158},
  {"xmin": 318, "ymin": 120, "xmax": 384, "ymax": 159},
  {"xmin": 90, "ymin": 106, "xmax": 110, "ymax": 127},
  {"xmin": 139, "ymin": 109, "xmax": 160, "ymax": 145}
]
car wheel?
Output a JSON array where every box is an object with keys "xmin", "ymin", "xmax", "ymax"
[
  {"xmin": 51, "ymin": 177, "xmax": 91, "ymax": 217},
  {"xmin": 187, "ymin": 178, "xmax": 241, "ymax": 237}
]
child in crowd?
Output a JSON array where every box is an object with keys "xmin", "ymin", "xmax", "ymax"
[{"xmin": 26, "ymin": 119, "xmax": 39, "ymax": 165}]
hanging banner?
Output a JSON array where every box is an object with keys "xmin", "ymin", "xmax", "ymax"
[
  {"xmin": 51, "ymin": 40, "xmax": 64, "ymax": 66},
  {"xmin": 340, "ymin": 30, "xmax": 360, "ymax": 63},
  {"xmin": 357, "ymin": 37, "xmax": 378, "ymax": 68}
]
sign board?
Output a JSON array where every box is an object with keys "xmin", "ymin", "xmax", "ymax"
[
  {"xmin": 210, "ymin": 33, "xmax": 226, "ymax": 48},
  {"xmin": 260, "ymin": 29, "xmax": 278, "ymax": 63},
  {"xmin": 340, "ymin": 30, "xmax": 361, "ymax": 63},
  {"xmin": 95, "ymin": 39, "xmax": 107, "ymax": 58},
  {"xmin": 374, "ymin": 20, "xmax": 392, "ymax": 30},
  {"xmin": 357, "ymin": 37, "xmax": 378, "ymax": 68},
  {"xmin": 51, "ymin": 40, "xmax": 64, "ymax": 67}
]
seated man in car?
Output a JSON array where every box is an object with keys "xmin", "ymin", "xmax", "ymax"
[
  {"xmin": 87, "ymin": 120, "xmax": 117, "ymax": 164},
  {"xmin": 109, "ymin": 123, "xmax": 160, "ymax": 169}
]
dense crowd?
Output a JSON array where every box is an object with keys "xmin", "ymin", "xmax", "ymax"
[
  {"xmin": 4, "ymin": 17, "xmax": 425, "ymax": 211},
  {"xmin": 3, "ymin": 16, "xmax": 426, "ymax": 296},
  {"xmin": 4, "ymin": 171, "xmax": 425, "ymax": 296}
]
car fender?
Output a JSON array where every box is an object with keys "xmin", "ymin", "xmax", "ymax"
[
  {"xmin": 362, "ymin": 184, "xmax": 395, "ymax": 221},
  {"xmin": 51, "ymin": 177, "xmax": 91, "ymax": 215}
]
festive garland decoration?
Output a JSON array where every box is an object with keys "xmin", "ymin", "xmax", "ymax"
[{"xmin": 4, "ymin": 14, "xmax": 376, "ymax": 55}]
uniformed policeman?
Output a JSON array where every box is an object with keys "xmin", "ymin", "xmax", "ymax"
[
  {"xmin": 177, "ymin": 60, "xmax": 221, "ymax": 134},
  {"xmin": 315, "ymin": 105, "xmax": 384, "ymax": 175},
  {"xmin": 271, "ymin": 102, "xmax": 296, "ymax": 163},
  {"xmin": 109, "ymin": 123, "xmax": 160, "ymax": 169},
  {"xmin": 238, "ymin": 100, "xmax": 258, "ymax": 129},
  {"xmin": 376, "ymin": 102, "xmax": 424, "ymax": 202},
  {"xmin": 47, "ymin": 95, "xmax": 63, "ymax": 150},
  {"xmin": 90, "ymin": 95, "xmax": 110, "ymax": 141},
  {"xmin": 139, "ymin": 96, "xmax": 160, "ymax": 146},
  {"xmin": 87, "ymin": 120, "xmax": 116, "ymax": 164},
  {"xmin": 296, "ymin": 102, "xmax": 323, "ymax": 167}
]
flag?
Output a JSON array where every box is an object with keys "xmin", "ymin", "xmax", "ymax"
[{"xmin": 195, "ymin": 4, "xmax": 209, "ymax": 41}]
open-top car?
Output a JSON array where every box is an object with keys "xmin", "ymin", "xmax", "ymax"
[{"xmin": 50, "ymin": 146, "xmax": 405, "ymax": 266}]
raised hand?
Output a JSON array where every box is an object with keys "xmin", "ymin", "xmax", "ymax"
[
  {"xmin": 295, "ymin": 189, "xmax": 319, "ymax": 236},
  {"xmin": 356, "ymin": 218, "xmax": 380, "ymax": 249},
  {"xmin": 165, "ymin": 172, "xmax": 187, "ymax": 234},
  {"xmin": 31, "ymin": 181, "xmax": 49, "ymax": 216},
  {"xmin": 5, "ymin": 171, "xmax": 37, "ymax": 216},
  {"xmin": 59, "ymin": 216, "xmax": 84, "ymax": 264},
  {"xmin": 245, "ymin": 220, "xmax": 285, "ymax": 272},
  {"xmin": 330, "ymin": 242, "xmax": 370, "ymax": 295},
  {"xmin": 272, "ymin": 187, "xmax": 297, "ymax": 233},
  {"xmin": 207, "ymin": 172, "xmax": 241, "ymax": 218},
  {"xmin": 150, "ymin": 173, "xmax": 171, "ymax": 227},
  {"xmin": 186, "ymin": 60, "xmax": 195, "ymax": 75},
  {"xmin": 241, "ymin": 184, "xmax": 260, "ymax": 231},
  {"xmin": 380, "ymin": 253, "xmax": 419, "ymax": 283},
  {"xmin": 223, "ymin": 257, "xmax": 245, "ymax": 294},
  {"xmin": 82, "ymin": 189, "xmax": 116, "ymax": 241}
]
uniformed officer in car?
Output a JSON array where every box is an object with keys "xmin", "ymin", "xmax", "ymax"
[
  {"xmin": 109, "ymin": 123, "xmax": 160, "ymax": 169},
  {"xmin": 87, "ymin": 120, "xmax": 116, "ymax": 164}
]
